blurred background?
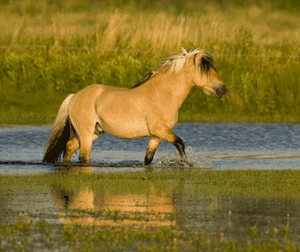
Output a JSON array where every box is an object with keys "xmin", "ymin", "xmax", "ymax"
[{"xmin": 0, "ymin": 0, "xmax": 299, "ymax": 124}]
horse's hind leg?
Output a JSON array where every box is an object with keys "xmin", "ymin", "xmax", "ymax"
[
  {"xmin": 63, "ymin": 136, "xmax": 80, "ymax": 163},
  {"xmin": 63, "ymin": 127, "xmax": 105, "ymax": 163},
  {"xmin": 78, "ymin": 135, "xmax": 94, "ymax": 164},
  {"xmin": 144, "ymin": 137, "xmax": 162, "ymax": 165}
]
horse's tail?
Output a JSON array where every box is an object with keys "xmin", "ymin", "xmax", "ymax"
[{"xmin": 43, "ymin": 94, "xmax": 75, "ymax": 164}]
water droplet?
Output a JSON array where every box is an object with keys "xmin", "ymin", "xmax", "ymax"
[{"xmin": 153, "ymin": 146, "xmax": 212, "ymax": 169}]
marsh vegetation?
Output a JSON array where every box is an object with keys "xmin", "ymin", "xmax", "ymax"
[
  {"xmin": 0, "ymin": 0, "xmax": 299, "ymax": 124},
  {"xmin": 1, "ymin": 170, "xmax": 300, "ymax": 251}
]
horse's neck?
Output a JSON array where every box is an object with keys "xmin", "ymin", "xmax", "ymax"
[{"xmin": 151, "ymin": 71, "xmax": 193, "ymax": 110}]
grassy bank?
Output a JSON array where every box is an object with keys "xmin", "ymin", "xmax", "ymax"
[
  {"xmin": 0, "ymin": 1, "xmax": 299, "ymax": 124},
  {"xmin": 1, "ymin": 170, "xmax": 300, "ymax": 250}
]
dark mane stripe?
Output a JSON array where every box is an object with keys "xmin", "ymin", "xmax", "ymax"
[
  {"xmin": 200, "ymin": 53, "xmax": 217, "ymax": 74},
  {"xmin": 131, "ymin": 71, "xmax": 154, "ymax": 89}
]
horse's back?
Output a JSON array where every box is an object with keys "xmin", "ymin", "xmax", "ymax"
[{"xmin": 69, "ymin": 84, "xmax": 124, "ymax": 109}]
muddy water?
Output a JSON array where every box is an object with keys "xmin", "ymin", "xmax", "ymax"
[{"xmin": 0, "ymin": 123, "xmax": 300, "ymax": 173}]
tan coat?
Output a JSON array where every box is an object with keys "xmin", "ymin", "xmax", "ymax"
[{"xmin": 43, "ymin": 48, "xmax": 226, "ymax": 165}]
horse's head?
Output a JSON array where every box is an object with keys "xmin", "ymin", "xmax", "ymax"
[{"xmin": 186, "ymin": 48, "xmax": 227, "ymax": 98}]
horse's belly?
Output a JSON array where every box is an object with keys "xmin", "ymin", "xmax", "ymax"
[{"xmin": 100, "ymin": 118, "xmax": 149, "ymax": 139}]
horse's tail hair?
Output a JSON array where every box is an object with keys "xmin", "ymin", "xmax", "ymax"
[{"xmin": 43, "ymin": 94, "xmax": 75, "ymax": 164}]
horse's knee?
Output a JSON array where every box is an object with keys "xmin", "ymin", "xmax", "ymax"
[{"xmin": 149, "ymin": 126, "xmax": 176, "ymax": 144}]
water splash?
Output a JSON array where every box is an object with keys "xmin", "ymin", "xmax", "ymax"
[{"xmin": 154, "ymin": 146, "xmax": 212, "ymax": 169}]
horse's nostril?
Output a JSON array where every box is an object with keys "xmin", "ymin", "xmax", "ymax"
[
  {"xmin": 215, "ymin": 84, "xmax": 227, "ymax": 98},
  {"xmin": 216, "ymin": 88, "xmax": 223, "ymax": 98}
]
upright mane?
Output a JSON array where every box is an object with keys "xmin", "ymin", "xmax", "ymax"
[
  {"xmin": 160, "ymin": 47, "xmax": 217, "ymax": 74},
  {"xmin": 131, "ymin": 48, "xmax": 216, "ymax": 88}
]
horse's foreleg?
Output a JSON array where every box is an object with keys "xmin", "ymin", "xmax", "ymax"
[
  {"xmin": 173, "ymin": 135, "xmax": 185, "ymax": 157},
  {"xmin": 144, "ymin": 137, "xmax": 162, "ymax": 165},
  {"xmin": 150, "ymin": 126, "xmax": 186, "ymax": 157}
]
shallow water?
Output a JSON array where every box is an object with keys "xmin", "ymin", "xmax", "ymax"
[
  {"xmin": 0, "ymin": 123, "xmax": 300, "ymax": 173},
  {"xmin": 1, "ymin": 123, "xmax": 300, "ymax": 249},
  {"xmin": 1, "ymin": 172, "xmax": 300, "ymax": 249}
]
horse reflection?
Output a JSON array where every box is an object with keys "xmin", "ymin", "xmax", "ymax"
[{"xmin": 52, "ymin": 167, "xmax": 176, "ymax": 226}]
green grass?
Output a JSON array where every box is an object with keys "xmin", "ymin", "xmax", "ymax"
[
  {"xmin": 1, "ymin": 216, "xmax": 298, "ymax": 251},
  {"xmin": 0, "ymin": 1, "xmax": 300, "ymax": 124},
  {"xmin": 1, "ymin": 169, "xmax": 300, "ymax": 203}
]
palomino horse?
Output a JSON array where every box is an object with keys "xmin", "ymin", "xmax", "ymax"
[{"xmin": 43, "ymin": 48, "xmax": 227, "ymax": 165}]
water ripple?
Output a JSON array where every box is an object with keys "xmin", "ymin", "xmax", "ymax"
[{"xmin": 0, "ymin": 123, "xmax": 300, "ymax": 173}]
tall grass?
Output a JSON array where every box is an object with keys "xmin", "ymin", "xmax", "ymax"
[{"xmin": 0, "ymin": 1, "xmax": 299, "ymax": 124}]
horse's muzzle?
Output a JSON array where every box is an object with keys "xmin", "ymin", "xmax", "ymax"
[{"xmin": 215, "ymin": 84, "xmax": 227, "ymax": 98}]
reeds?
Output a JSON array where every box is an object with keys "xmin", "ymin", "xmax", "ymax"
[
  {"xmin": 0, "ymin": 3, "xmax": 299, "ymax": 123},
  {"xmin": 1, "ymin": 6, "xmax": 300, "ymax": 50}
]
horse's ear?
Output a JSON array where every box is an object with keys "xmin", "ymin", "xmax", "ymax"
[{"xmin": 180, "ymin": 47, "xmax": 188, "ymax": 55}]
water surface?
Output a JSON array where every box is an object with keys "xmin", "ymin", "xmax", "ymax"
[
  {"xmin": 1, "ymin": 123, "xmax": 300, "ymax": 249},
  {"xmin": 0, "ymin": 123, "xmax": 300, "ymax": 173}
]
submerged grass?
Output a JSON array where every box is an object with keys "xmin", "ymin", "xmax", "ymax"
[
  {"xmin": 1, "ymin": 169, "xmax": 300, "ymax": 250},
  {"xmin": 0, "ymin": 1, "xmax": 299, "ymax": 124},
  {"xmin": 1, "ymin": 169, "xmax": 300, "ymax": 202},
  {"xmin": 1, "ymin": 216, "xmax": 299, "ymax": 251}
]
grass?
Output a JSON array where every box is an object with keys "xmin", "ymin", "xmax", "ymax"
[
  {"xmin": 1, "ymin": 169, "xmax": 300, "ymax": 251},
  {"xmin": 1, "ymin": 216, "xmax": 298, "ymax": 251},
  {"xmin": 0, "ymin": 1, "xmax": 299, "ymax": 124},
  {"xmin": 1, "ymin": 169, "xmax": 300, "ymax": 197},
  {"xmin": 1, "ymin": 168, "xmax": 300, "ymax": 200}
]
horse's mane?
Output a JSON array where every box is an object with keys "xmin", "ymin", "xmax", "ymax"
[
  {"xmin": 131, "ymin": 71, "xmax": 155, "ymax": 89},
  {"xmin": 131, "ymin": 48, "xmax": 216, "ymax": 88}
]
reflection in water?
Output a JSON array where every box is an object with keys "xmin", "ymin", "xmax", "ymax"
[
  {"xmin": 41, "ymin": 166, "xmax": 300, "ymax": 239},
  {"xmin": 51, "ymin": 166, "xmax": 176, "ymax": 226},
  {"xmin": 2, "ymin": 168, "xmax": 300, "ymax": 244},
  {"xmin": 177, "ymin": 190, "xmax": 300, "ymax": 243}
]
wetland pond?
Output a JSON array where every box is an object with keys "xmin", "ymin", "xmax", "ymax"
[
  {"xmin": 1, "ymin": 123, "xmax": 300, "ymax": 250},
  {"xmin": 1, "ymin": 123, "xmax": 300, "ymax": 172}
]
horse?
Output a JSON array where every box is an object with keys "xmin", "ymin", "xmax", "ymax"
[{"xmin": 43, "ymin": 48, "xmax": 227, "ymax": 165}]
